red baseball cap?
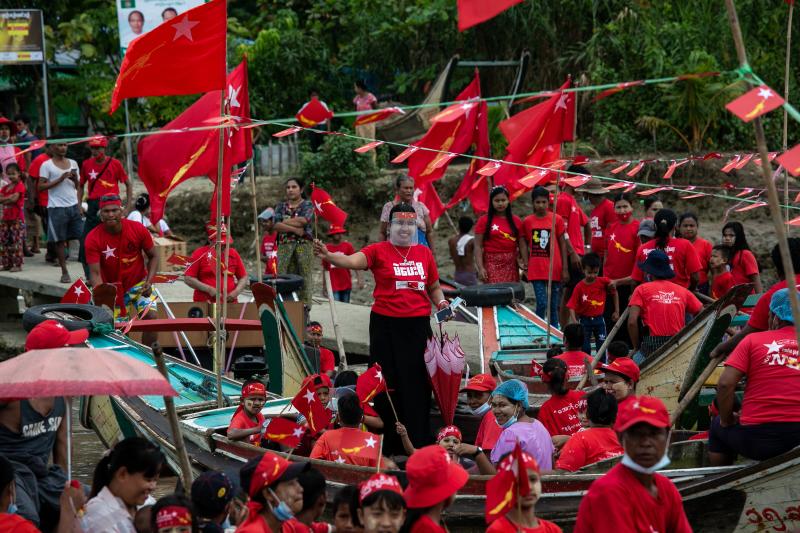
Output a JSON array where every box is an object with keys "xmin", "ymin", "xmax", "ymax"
[
  {"xmin": 600, "ymin": 357, "xmax": 640, "ymax": 383},
  {"xmin": 359, "ymin": 473, "xmax": 403, "ymax": 504},
  {"xmin": 459, "ymin": 373, "xmax": 496, "ymax": 393},
  {"xmin": 25, "ymin": 320, "xmax": 89, "ymax": 351},
  {"xmin": 302, "ymin": 373, "xmax": 332, "ymax": 391},
  {"xmin": 87, "ymin": 135, "xmax": 108, "ymax": 148},
  {"xmin": 328, "ymin": 224, "xmax": 347, "ymax": 236},
  {"xmin": 614, "ymin": 395, "xmax": 670, "ymax": 432},
  {"xmin": 241, "ymin": 382, "xmax": 266, "ymax": 399},
  {"xmin": 241, "ymin": 452, "xmax": 309, "ymax": 498},
  {"xmin": 404, "ymin": 445, "xmax": 468, "ymax": 509}
]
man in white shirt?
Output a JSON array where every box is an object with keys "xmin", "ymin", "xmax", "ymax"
[{"xmin": 37, "ymin": 143, "xmax": 83, "ymax": 284}]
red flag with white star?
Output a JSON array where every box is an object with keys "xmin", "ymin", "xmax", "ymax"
[
  {"xmin": 331, "ymin": 430, "xmax": 383, "ymax": 467},
  {"xmin": 310, "ymin": 184, "xmax": 348, "ymax": 227},
  {"xmin": 457, "ymin": 0, "xmax": 524, "ymax": 31},
  {"xmin": 296, "ymin": 97, "xmax": 333, "ymax": 127},
  {"xmin": 109, "ymin": 0, "xmax": 227, "ymax": 114},
  {"xmin": 356, "ymin": 364, "xmax": 387, "ymax": 405},
  {"xmin": 61, "ymin": 279, "xmax": 91, "ymax": 304},
  {"xmin": 354, "ymin": 107, "xmax": 404, "ymax": 127},
  {"xmin": 291, "ymin": 379, "xmax": 332, "ymax": 434},
  {"xmin": 263, "ymin": 417, "xmax": 306, "ymax": 448},
  {"xmin": 446, "ymin": 97, "xmax": 491, "ymax": 214},
  {"xmin": 726, "ymin": 85, "xmax": 785, "ymax": 123},
  {"xmin": 485, "ymin": 443, "xmax": 534, "ymax": 523},
  {"xmin": 778, "ymin": 144, "xmax": 800, "ymax": 177},
  {"xmin": 415, "ymin": 181, "xmax": 446, "ymax": 223}
]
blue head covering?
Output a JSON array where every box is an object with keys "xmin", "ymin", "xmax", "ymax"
[
  {"xmin": 492, "ymin": 379, "xmax": 529, "ymax": 409},
  {"xmin": 770, "ymin": 288, "xmax": 796, "ymax": 323}
]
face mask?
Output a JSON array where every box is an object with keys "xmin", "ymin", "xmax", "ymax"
[
  {"xmin": 471, "ymin": 402, "xmax": 491, "ymax": 417},
  {"xmin": 7, "ymin": 502, "xmax": 17, "ymax": 514},
  {"xmin": 620, "ymin": 452, "xmax": 671, "ymax": 475},
  {"xmin": 617, "ymin": 211, "xmax": 633, "ymax": 222},
  {"xmin": 496, "ymin": 407, "xmax": 519, "ymax": 429},
  {"xmin": 268, "ymin": 489, "xmax": 294, "ymax": 522}
]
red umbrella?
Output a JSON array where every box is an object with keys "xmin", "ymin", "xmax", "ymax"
[
  {"xmin": 424, "ymin": 331, "xmax": 465, "ymax": 426},
  {"xmin": 0, "ymin": 348, "xmax": 177, "ymax": 479}
]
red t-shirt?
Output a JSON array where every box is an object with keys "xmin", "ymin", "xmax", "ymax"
[
  {"xmin": 555, "ymin": 192, "xmax": 588, "ymax": 254},
  {"xmin": 589, "ymin": 199, "xmax": 615, "ymax": 257},
  {"xmin": 184, "ymin": 245, "xmax": 247, "ymax": 303},
  {"xmin": 711, "ymin": 271, "xmax": 735, "ymax": 299},
  {"xmin": 555, "ymin": 427, "xmax": 623, "ymax": 472},
  {"xmin": 631, "ymin": 237, "xmax": 702, "ymax": 288},
  {"xmin": 555, "ymin": 350, "xmax": 593, "ymax": 380},
  {"xmin": 324, "ymin": 241, "xmax": 355, "ymax": 292},
  {"xmin": 691, "ymin": 237, "xmax": 712, "ymax": 285},
  {"xmin": 566, "ymin": 277, "xmax": 614, "ymax": 317},
  {"xmin": 361, "ymin": 241, "xmax": 438, "ymax": 318},
  {"xmin": 523, "ymin": 213, "xmax": 566, "ymax": 281},
  {"xmin": 725, "ymin": 326, "xmax": 800, "ymax": 425},
  {"xmin": 310, "ymin": 427, "xmax": 386, "ymax": 467},
  {"xmin": 1, "ymin": 181, "xmax": 25, "ymax": 221},
  {"xmin": 475, "ymin": 409, "xmax": 502, "ymax": 450},
  {"xmin": 409, "ymin": 516, "xmax": 447, "ymax": 533},
  {"xmin": 729, "ymin": 249, "xmax": 759, "ymax": 285},
  {"xmin": 319, "ymin": 346, "xmax": 335, "ymax": 374},
  {"xmin": 0, "ymin": 513, "xmax": 40, "ymax": 533},
  {"xmin": 28, "ymin": 153, "xmax": 49, "ymax": 207},
  {"xmin": 573, "ymin": 463, "xmax": 692, "ymax": 533},
  {"xmin": 628, "ymin": 280, "xmax": 703, "ymax": 336},
  {"xmin": 603, "ymin": 220, "xmax": 640, "ymax": 280},
  {"xmin": 261, "ymin": 232, "xmax": 278, "ymax": 276},
  {"xmin": 537, "ymin": 389, "xmax": 585, "ymax": 437},
  {"xmin": 748, "ymin": 275, "xmax": 800, "ymax": 330},
  {"xmin": 227, "ymin": 407, "xmax": 265, "ymax": 447},
  {"xmin": 85, "ymin": 219, "xmax": 153, "ymax": 294},
  {"xmin": 80, "ymin": 156, "xmax": 128, "ymax": 200},
  {"xmin": 475, "ymin": 214, "xmax": 523, "ymax": 254},
  {"xmin": 487, "ymin": 516, "xmax": 562, "ymax": 533}
]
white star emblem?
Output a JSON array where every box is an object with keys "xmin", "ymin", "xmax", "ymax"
[
  {"xmin": 364, "ymin": 436, "xmax": 377, "ymax": 448},
  {"xmin": 555, "ymin": 93, "xmax": 569, "ymax": 111},
  {"xmin": 571, "ymin": 205, "xmax": 577, "ymax": 213},
  {"xmin": 758, "ymin": 87, "xmax": 774, "ymax": 100},
  {"xmin": 303, "ymin": 390, "xmax": 316, "ymax": 403},
  {"xmin": 491, "ymin": 224, "xmax": 500, "ymax": 231},
  {"xmin": 764, "ymin": 340, "xmax": 782, "ymax": 354},
  {"xmin": 375, "ymin": 370, "xmax": 383, "ymax": 381},
  {"xmin": 314, "ymin": 201, "xmax": 324, "ymax": 212},
  {"xmin": 172, "ymin": 16, "xmax": 200, "ymax": 41},
  {"xmin": 582, "ymin": 294, "xmax": 588, "ymax": 302},
  {"xmin": 609, "ymin": 233, "xmax": 616, "ymax": 242},
  {"xmin": 335, "ymin": 456, "xmax": 346, "ymax": 464},
  {"xmin": 292, "ymin": 427, "xmax": 304, "ymax": 438},
  {"xmin": 88, "ymin": 170, "xmax": 98, "ymax": 181},
  {"xmin": 228, "ymin": 84, "xmax": 241, "ymax": 109},
  {"xmin": 73, "ymin": 285, "xmax": 84, "ymax": 297},
  {"xmin": 102, "ymin": 245, "xmax": 116, "ymax": 259}
]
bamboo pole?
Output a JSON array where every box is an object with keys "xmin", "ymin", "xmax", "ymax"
[
  {"xmin": 724, "ymin": 0, "xmax": 800, "ymax": 351},
  {"xmin": 152, "ymin": 343, "xmax": 193, "ymax": 493},
  {"xmin": 213, "ymin": 34, "xmax": 227, "ymax": 408},
  {"xmin": 544, "ymin": 183, "xmax": 560, "ymax": 346},
  {"xmin": 323, "ymin": 270, "xmax": 348, "ymax": 370},
  {"xmin": 250, "ymin": 161, "xmax": 263, "ymax": 279},
  {"xmin": 576, "ymin": 307, "xmax": 630, "ymax": 390},
  {"xmin": 784, "ymin": 2, "xmax": 794, "ymax": 224}
]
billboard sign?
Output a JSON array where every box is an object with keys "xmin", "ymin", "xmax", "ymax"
[
  {"xmin": 0, "ymin": 9, "xmax": 44, "ymax": 64},
  {"xmin": 116, "ymin": 0, "xmax": 206, "ymax": 54}
]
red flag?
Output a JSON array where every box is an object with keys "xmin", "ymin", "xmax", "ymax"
[
  {"xmin": 354, "ymin": 107, "xmax": 404, "ymax": 127},
  {"xmin": 356, "ymin": 364, "xmax": 387, "ymax": 405},
  {"xmin": 296, "ymin": 97, "xmax": 333, "ymax": 127},
  {"xmin": 446, "ymin": 100, "xmax": 491, "ymax": 214},
  {"xmin": 502, "ymin": 79, "xmax": 574, "ymax": 158},
  {"xmin": 457, "ymin": 0, "xmax": 524, "ymax": 31},
  {"xmin": 726, "ymin": 85, "xmax": 785, "ymax": 122},
  {"xmin": 263, "ymin": 417, "xmax": 306, "ymax": 448},
  {"xmin": 151, "ymin": 273, "xmax": 179, "ymax": 284},
  {"xmin": 416, "ymin": 181, "xmax": 446, "ymax": 223},
  {"xmin": 485, "ymin": 444, "xmax": 532, "ymax": 523},
  {"xmin": 137, "ymin": 61, "xmax": 251, "ymax": 223},
  {"xmin": 778, "ymin": 145, "xmax": 800, "ymax": 177},
  {"xmin": 61, "ymin": 279, "xmax": 91, "ymax": 304},
  {"xmin": 311, "ymin": 185, "xmax": 348, "ymax": 226},
  {"xmin": 592, "ymin": 80, "xmax": 646, "ymax": 102},
  {"xmin": 109, "ymin": 0, "xmax": 227, "ymax": 114},
  {"xmin": 167, "ymin": 253, "xmax": 191, "ymax": 267},
  {"xmin": 292, "ymin": 379, "xmax": 332, "ymax": 434}
]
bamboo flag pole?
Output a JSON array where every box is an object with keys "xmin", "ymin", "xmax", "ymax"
[
  {"xmin": 783, "ymin": 1, "xmax": 794, "ymax": 224},
  {"xmin": 250, "ymin": 161, "xmax": 263, "ymax": 279},
  {"xmin": 323, "ymin": 269, "xmax": 348, "ymax": 370},
  {"xmin": 544, "ymin": 181, "xmax": 560, "ymax": 346},
  {"xmin": 576, "ymin": 307, "xmax": 630, "ymax": 390},
  {"xmin": 724, "ymin": 0, "xmax": 800, "ymax": 351}
]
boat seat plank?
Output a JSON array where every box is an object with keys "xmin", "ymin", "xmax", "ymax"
[{"xmin": 117, "ymin": 318, "xmax": 263, "ymax": 332}]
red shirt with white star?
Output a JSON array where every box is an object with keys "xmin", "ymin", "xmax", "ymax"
[
  {"xmin": 85, "ymin": 219, "xmax": 153, "ymax": 294},
  {"xmin": 602, "ymin": 219, "xmax": 640, "ymax": 280},
  {"xmin": 310, "ymin": 427, "xmax": 386, "ymax": 468},
  {"xmin": 630, "ymin": 237, "xmax": 702, "ymax": 288},
  {"xmin": 725, "ymin": 325, "xmax": 800, "ymax": 424},
  {"xmin": 184, "ymin": 244, "xmax": 247, "ymax": 303},
  {"xmin": 261, "ymin": 232, "xmax": 278, "ymax": 276},
  {"xmin": 555, "ymin": 427, "xmax": 623, "ymax": 472},
  {"xmin": 566, "ymin": 277, "xmax": 614, "ymax": 318},
  {"xmin": 522, "ymin": 212, "xmax": 566, "ymax": 281},
  {"xmin": 80, "ymin": 156, "xmax": 128, "ymax": 200},
  {"xmin": 589, "ymin": 198, "xmax": 615, "ymax": 257},
  {"xmin": 556, "ymin": 191, "xmax": 588, "ymax": 255},
  {"xmin": 628, "ymin": 280, "xmax": 703, "ymax": 337},
  {"xmin": 537, "ymin": 389, "xmax": 585, "ymax": 437},
  {"xmin": 475, "ymin": 214, "xmax": 523, "ymax": 254},
  {"xmin": 361, "ymin": 241, "xmax": 438, "ymax": 318},
  {"xmin": 324, "ymin": 241, "xmax": 355, "ymax": 292}
]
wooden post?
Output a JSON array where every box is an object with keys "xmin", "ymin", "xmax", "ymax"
[
  {"xmin": 576, "ymin": 307, "xmax": 630, "ymax": 390},
  {"xmin": 724, "ymin": 0, "xmax": 800, "ymax": 350},
  {"xmin": 250, "ymin": 161, "xmax": 263, "ymax": 279},
  {"xmin": 213, "ymin": 79, "xmax": 226, "ymax": 408},
  {"xmin": 783, "ymin": 2, "xmax": 794, "ymax": 224},
  {"xmin": 323, "ymin": 270, "xmax": 348, "ymax": 370},
  {"xmin": 545, "ymin": 181, "xmax": 560, "ymax": 346},
  {"xmin": 152, "ymin": 343, "xmax": 193, "ymax": 494}
]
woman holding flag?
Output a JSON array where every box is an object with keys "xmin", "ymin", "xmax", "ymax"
[{"xmin": 314, "ymin": 202, "xmax": 448, "ymax": 453}]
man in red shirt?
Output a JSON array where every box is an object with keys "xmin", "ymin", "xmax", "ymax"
[
  {"xmin": 573, "ymin": 395, "xmax": 692, "ymax": 533},
  {"xmin": 79, "ymin": 136, "xmax": 131, "ymax": 278},
  {"xmin": 577, "ymin": 178, "xmax": 614, "ymax": 259},
  {"xmin": 85, "ymin": 195, "xmax": 158, "ymax": 347},
  {"xmin": 323, "ymin": 224, "xmax": 363, "ymax": 303},
  {"xmin": 628, "ymin": 249, "xmax": 703, "ymax": 362},
  {"xmin": 710, "ymin": 288, "xmax": 800, "ymax": 465},
  {"xmin": 304, "ymin": 321, "xmax": 336, "ymax": 377},
  {"xmin": 184, "ymin": 224, "xmax": 248, "ymax": 303}
]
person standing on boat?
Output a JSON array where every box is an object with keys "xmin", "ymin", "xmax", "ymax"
[
  {"xmin": 599, "ymin": 357, "xmax": 639, "ymax": 412},
  {"xmin": 184, "ymin": 224, "xmax": 248, "ymax": 304},
  {"xmin": 273, "ymin": 178, "xmax": 315, "ymax": 308},
  {"xmin": 555, "ymin": 169, "xmax": 590, "ymax": 328},
  {"xmin": 721, "ymin": 221, "xmax": 763, "ymax": 294},
  {"xmin": 474, "ymin": 186, "xmax": 526, "ymax": 283},
  {"xmin": 378, "ymin": 175, "xmax": 435, "ymax": 251},
  {"xmin": 709, "ymin": 288, "xmax": 800, "ymax": 466},
  {"xmin": 304, "ymin": 322, "xmax": 336, "ymax": 377},
  {"xmin": 554, "ymin": 324, "xmax": 594, "ymax": 379},
  {"xmin": 313, "ymin": 202, "xmax": 447, "ymax": 452},
  {"xmin": 577, "ymin": 179, "xmax": 614, "ymax": 261},
  {"xmin": 677, "ymin": 213, "xmax": 712, "ymax": 295},
  {"xmin": 259, "ymin": 208, "xmax": 279, "ymax": 278},
  {"xmin": 602, "ymin": 193, "xmax": 640, "ymax": 344},
  {"xmin": 227, "ymin": 380, "xmax": 268, "ymax": 447},
  {"xmin": 573, "ymin": 396, "xmax": 692, "ymax": 533}
]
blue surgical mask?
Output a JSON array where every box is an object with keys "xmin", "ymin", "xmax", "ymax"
[
  {"xmin": 621, "ymin": 452, "xmax": 671, "ymax": 475},
  {"xmin": 495, "ymin": 407, "xmax": 519, "ymax": 429},
  {"xmin": 7, "ymin": 502, "xmax": 17, "ymax": 514},
  {"xmin": 471, "ymin": 402, "xmax": 491, "ymax": 417},
  {"xmin": 268, "ymin": 489, "xmax": 294, "ymax": 522}
]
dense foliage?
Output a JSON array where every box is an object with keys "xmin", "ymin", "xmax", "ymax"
[{"xmin": 3, "ymin": 0, "xmax": 798, "ymax": 154}]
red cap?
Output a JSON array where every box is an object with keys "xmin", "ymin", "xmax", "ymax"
[
  {"xmin": 99, "ymin": 196, "xmax": 122, "ymax": 209},
  {"xmin": 0, "ymin": 117, "xmax": 17, "ymax": 137},
  {"xmin": 600, "ymin": 357, "xmax": 640, "ymax": 383},
  {"xmin": 206, "ymin": 224, "xmax": 232, "ymax": 244},
  {"xmin": 614, "ymin": 395, "xmax": 670, "ymax": 432},
  {"xmin": 404, "ymin": 445, "xmax": 468, "ymax": 508},
  {"xmin": 25, "ymin": 320, "xmax": 89, "ymax": 351},
  {"xmin": 436, "ymin": 425, "xmax": 462, "ymax": 443},
  {"xmin": 88, "ymin": 135, "xmax": 108, "ymax": 148},
  {"xmin": 459, "ymin": 373, "xmax": 496, "ymax": 393},
  {"xmin": 247, "ymin": 452, "xmax": 308, "ymax": 497},
  {"xmin": 303, "ymin": 373, "xmax": 332, "ymax": 391},
  {"xmin": 328, "ymin": 224, "xmax": 347, "ymax": 236},
  {"xmin": 242, "ymin": 382, "xmax": 266, "ymax": 399},
  {"xmin": 359, "ymin": 473, "xmax": 403, "ymax": 504}
]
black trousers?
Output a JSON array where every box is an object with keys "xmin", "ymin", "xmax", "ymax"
[
  {"xmin": 605, "ymin": 284, "xmax": 633, "ymax": 348},
  {"xmin": 369, "ymin": 311, "xmax": 433, "ymax": 454}
]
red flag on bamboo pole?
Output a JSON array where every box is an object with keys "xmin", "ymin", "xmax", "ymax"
[
  {"xmin": 310, "ymin": 184, "xmax": 348, "ymax": 227},
  {"xmin": 485, "ymin": 443, "xmax": 535, "ymax": 523},
  {"xmin": 446, "ymin": 99, "xmax": 490, "ymax": 213},
  {"xmin": 457, "ymin": 0, "xmax": 524, "ymax": 31},
  {"xmin": 109, "ymin": 0, "xmax": 227, "ymax": 114}
]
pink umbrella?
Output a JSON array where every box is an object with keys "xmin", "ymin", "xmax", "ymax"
[
  {"xmin": 424, "ymin": 331, "xmax": 465, "ymax": 426},
  {"xmin": 0, "ymin": 348, "xmax": 177, "ymax": 479}
]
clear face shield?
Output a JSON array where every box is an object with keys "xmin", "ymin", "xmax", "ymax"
[{"xmin": 389, "ymin": 212, "xmax": 419, "ymax": 247}]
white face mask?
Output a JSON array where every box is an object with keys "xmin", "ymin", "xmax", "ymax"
[{"xmin": 621, "ymin": 430, "xmax": 671, "ymax": 474}]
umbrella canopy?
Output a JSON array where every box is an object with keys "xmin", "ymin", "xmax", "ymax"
[
  {"xmin": 424, "ymin": 332, "xmax": 465, "ymax": 426},
  {"xmin": 0, "ymin": 348, "xmax": 177, "ymax": 398}
]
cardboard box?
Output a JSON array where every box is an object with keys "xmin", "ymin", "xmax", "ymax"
[{"xmin": 153, "ymin": 236, "xmax": 187, "ymax": 272}]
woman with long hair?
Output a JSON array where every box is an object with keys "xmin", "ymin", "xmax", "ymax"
[
  {"xmin": 474, "ymin": 186, "xmax": 527, "ymax": 283},
  {"xmin": 273, "ymin": 178, "xmax": 315, "ymax": 307},
  {"xmin": 537, "ymin": 358, "xmax": 585, "ymax": 439},
  {"xmin": 722, "ymin": 221, "xmax": 763, "ymax": 293},
  {"xmin": 602, "ymin": 193, "xmax": 640, "ymax": 343},
  {"xmin": 678, "ymin": 212, "xmax": 712, "ymax": 294}
]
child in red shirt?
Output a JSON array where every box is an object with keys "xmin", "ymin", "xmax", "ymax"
[
  {"xmin": 0, "ymin": 163, "xmax": 26, "ymax": 271},
  {"xmin": 258, "ymin": 208, "xmax": 279, "ymax": 277},
  {"xmin": 324, "ymin": 225, "xmax": 363, "ymax": 303},
  {"xmin": 710, "ymin": 245, "xmax": 736, "ymax": 299},
  {"xmin": 538, "ymin": 359, "xmax": 585, "ymax": 438},
  {"xmin": 554, "ymin": 324, "xmax": 594, "ymax": 380},
  {"xmin": 555, "ymin": 388, "xmax": 622, "ymax": 472},
  {"xmin": 567, "ymin": 252, "xmax": 618, "ymax": 355},
  {"xmin": 227, "ymin": 380, "xmax": 267, "ymax": 447}
]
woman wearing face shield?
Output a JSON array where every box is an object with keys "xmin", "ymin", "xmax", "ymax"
[
  {"xmin": 573, "ymin": 395, "xmax": 692, "ymax": 533},
  {"xmin": 378, "ymin": 175, "xmax": 435, "ymax": 252},
  {"xmin": 314, "ymin": 203, "xmax": 447, "ymax": 453}
]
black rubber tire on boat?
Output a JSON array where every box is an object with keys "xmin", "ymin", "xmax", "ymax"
[
  {"xmin": 459, "ymin": 282, "xmax": 526, "ymax": 307},
  {"xmin": 248, "ymin": 274, "xmax": 304, "ymax": 296},
  {"xmin": 22, "ymin": 303, "xmax": 114, "ymax": 333}
]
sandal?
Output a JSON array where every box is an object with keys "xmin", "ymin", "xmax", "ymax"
[
  {"xmin": 60, "ymin": 273, "xmax": 71, "ymax": 283},
  {"xmin": 9, "ymin": 267, "xmax": 21, "ymax": 272}
]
